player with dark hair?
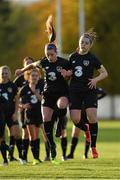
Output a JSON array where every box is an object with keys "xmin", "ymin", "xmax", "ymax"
[
  {"xmin": 0, "ymin": 66, "xmax": 25, "ymax": 165},
  {"xmin": 15, "ymin": 15, "xmax": 70, "ymax": 163},
  {"xmin": 67, "ymin": 87, "xmax": 106, "ymax": 159},
  {"xmin": 67, "ymin": 29, "xmax": 108, "ymax": 158}
]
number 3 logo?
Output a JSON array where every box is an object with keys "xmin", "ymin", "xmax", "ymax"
[
  {"xmin": 48, "ymin": 72, "xmax": 57, "ymax": 81},
  {"xmin": 75, "ymin": 66, "xmax": 83, "ymax": 77}
]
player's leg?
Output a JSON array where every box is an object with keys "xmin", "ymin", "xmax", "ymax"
[
  {"xmin": 9, "ymin": 123, "xmax": 26, "ymax": 164},
  {"xmin": 67, "ymin": 125, "xmax": 80, "ymax": 159},
  {"xmin": 85, "ymin": 91, "xmax": 98, "ymax": 158},
  {"xmin": 0, "ymin": 122, "xmax": 9, "ymax": 165},
  {"xmin": 80, "ymin": 109, "xmax": 91, "ymax": 159},
  {"xmin": 22, "ymin": 127, "xmax": 29, "ymax": 162}
]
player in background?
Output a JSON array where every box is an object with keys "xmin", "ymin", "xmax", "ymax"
[
  {"xmin": 19, "ymin": 68, "xmax": 45, "ymax": 165},
  {"xmin": 0, "ymin": 66, "xmax": 25, "ymax": 165},
  {"xmin": 13, "ymin": 57, "xmax": 34, "ymax": 162}
]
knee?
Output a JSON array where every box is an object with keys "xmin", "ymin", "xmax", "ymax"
[{"xmin": 57, "ymin": 97, "xmax": 68, "ymax": 109}]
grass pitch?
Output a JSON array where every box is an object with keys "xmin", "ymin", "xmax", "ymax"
[{"xmin": 0, "ymin": 120, "xmax": 120, "ymax": 179}]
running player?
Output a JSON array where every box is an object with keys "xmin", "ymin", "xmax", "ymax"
[{"xmin": 68, "ymin": 29, "xmax": 108, "ymax": 158}]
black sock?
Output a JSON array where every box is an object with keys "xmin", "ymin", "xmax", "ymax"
[
  {"xmin": 61, "ymin": 137, "xmax": 67, "ymax": 157},
  {"xmin": 44, "ymin": 121, "xmax": 56, "ymax": 148},
  {"xmin": 84, "ymin": 141, "xmax": 90, "ymax": 157},
  {"xmin": 22, "ymin": 139, "xmax": 29, "ymax": 161},
  {"xmin": 75, "ymin": 121, "xmax": 87, "ymax": 131},
  {"xmin": 45, "ymin": 141, "xmax": 50, "ymax": 158},
  {"xmin": 9, "ymin": 136, "xmax": 15, "ymax": 158},
  {"xmin": 35, "ymin": 138, "xmax": 40, "ymax": 160},
  {"xmin": 16, "ymin": 139, "xmax": 23, "ymax": 159},
  {"xmin": 30, "ymin": 140, "xmax": 39, "ymax": 159},
  {"xmin": 89, "ymin": 122, "xmax": 98, "ymax": 147},
  {"xmin": 70, "ymin": 137, "xmax": 78, "ymax": 155},
  {"xmin": 0, "ymin": 141, "xmax": 8, "ymax": 162},
  {"xmin": 30, "ymin": 140, "xmax": 35, "ymax": 159}
]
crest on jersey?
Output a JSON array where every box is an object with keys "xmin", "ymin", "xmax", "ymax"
[
  {"xmin": 7, "ymin": 87, "xmax": 12, "ymax": 93},
  {"xmin": 23, "ymin": 81, "xmax": 26, "ymax": 85},
  {"xmin": 83, "ymin": 60, "xmax": 90, "ymax": 66},
  {"xmin": 45, "ymin": 66, "xmax": 49, "ymax": 70},
  {"xmin": 56, "ymin": 66, "xmax": 62, "ymax": 72}
]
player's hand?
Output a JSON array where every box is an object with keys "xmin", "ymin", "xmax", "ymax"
[
  {"xmin": 23, "ymin": 103, "xmax": 31, "ymax": 109},
  {"xmin": 34, "ymin": 90, "xmax": 42, "ymax": 101},
  {"xmin": 15, "ymin": 69, "xmax": 22, "ymax": 76},
  {"xmin": 60, "ymin": 69, "xmax": 68, "ymax": 78},
  {"xmin": 88, "ymin": 78, "xmax": 97, "ymax": 89}
]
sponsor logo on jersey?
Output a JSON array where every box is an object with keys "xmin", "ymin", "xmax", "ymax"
[
  {"xmin": 72, "ymin": 61, "xmax": 75, "ymax": 63},
  {"xmin": 56, "ymin": 66, "xmax": 62, "ymax": 72},
  {"xmin": 7, "ymin": 87, "xmax": 12, "ymax": 93},
  {"xmin": 83, "ymin": 60, "xmax": 90, "ymax": 66}
]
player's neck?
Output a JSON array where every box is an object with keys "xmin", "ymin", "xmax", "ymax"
[
  {"xmin": 1, "ymin": 79, "xmax": 9, "ymax": 84},
  {"xmin": 79, "ymin": 50, "xmax": 89, "ymax": 55}
]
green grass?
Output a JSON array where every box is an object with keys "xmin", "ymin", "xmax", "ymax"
[{"xmin": 0, "ymin": 120, "xmax": 120, "ymax": 179}]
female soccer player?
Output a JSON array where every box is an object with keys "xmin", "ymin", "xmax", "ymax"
[
  {"xmin": 15, "ymin": 15, "xmax": 70, "ymax": 162},
  {"xmin": 67, "ymin": 87, "xmax": 106, "ymax": 159},
  {"xmin": 13, "ymin": 57, "xmax": 34, "ymax": 162},
  {"xmin": 68, "ymin": 29, "xmax": 108, "ymax": 158},
  {"xmin": 19, "ymin": 68, "xmax": 44, "ymax": 165},
  {"xmin": 0, "ymin": 66, "xmax": 25, "ymax": 165}
]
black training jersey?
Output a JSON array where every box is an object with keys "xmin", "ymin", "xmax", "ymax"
[
  {"xmin": 33, "ymin": 57, "xmax": 70, "ymax": 93},
  {"xmin": 19, "ymin": 79, "xmax": 44, "ymax": 119},
  {"xmin": 14, "ymin": 75, "xmax": 27, "ymax": 88},
  {"xmin": 0, "ymin": 81, "xmax": 18, "ymax": 113},
  {"xmin": 69, "ymin": 52, "xmax": 102, "ymax": 92}
]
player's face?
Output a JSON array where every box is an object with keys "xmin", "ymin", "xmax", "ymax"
[
  {"xmin": 24, "ymin": 59, "xmax": 33, "ymax": 67},
  {"xmin": 29, "ymin": 71, "xmax": 39, "ymax": 84},
  {"xmin": 45, "ymin": 49, "xmax": 57, "ymax": 63},
  {"xmin": 1, "ymin": 68, "xmax": 10, "ymax": 82},
  {"xmin": 79, "ymin": 36, "xmax": 91, "ymax": 53}
]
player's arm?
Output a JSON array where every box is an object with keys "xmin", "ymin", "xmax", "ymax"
[
  {"xmin": 88, "ymin": 65, "xmax": 108, "ymax": 89},
  {"xmin": 15, "ymin": 61, "xmax": 40, "ymax": 76},
  {"xmin": 12, "ymin": 94, "xmax": 19, "ymax": 121}
]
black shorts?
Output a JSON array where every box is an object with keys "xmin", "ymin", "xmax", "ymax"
[
  {"xmin": 69, "ymin": 90, "xmax": 98, "ymax": 110},
  {"xmin": 6, "ymin": 118, "xmax": 19, "ymax": 128},
  {"xmin": 42, "ymin": 91, "xmax": 68, "ymax": 109},
  {"xmin": 25, "ymin": 114, "xmax": 43, "ymax": 127}
]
